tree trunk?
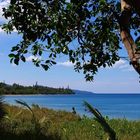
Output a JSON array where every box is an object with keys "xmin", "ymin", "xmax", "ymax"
[{"xmin": 120, "ymin": 0, "xmax": 140, "ymax": 75}]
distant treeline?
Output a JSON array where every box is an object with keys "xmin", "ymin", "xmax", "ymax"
[{"xmin": 0, "ymin": 82, "xmax": 74, "ymax": 95}]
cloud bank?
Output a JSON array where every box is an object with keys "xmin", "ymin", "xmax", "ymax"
[
  {"xmin": 111, "ymin": 59, "xmax": 134, "ymax": 72},
  {"xmin": 57, "ymin": 59, "xmax": 134, "ymax": 72},
  {"xmin": 26, "ymin": 55, "xmax": 41, "ymax": 62},
  {"xmin": 57, "ymin": 61, "xmax": 74, "ymax": 67}
]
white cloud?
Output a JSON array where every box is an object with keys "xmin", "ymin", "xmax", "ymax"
[
  {"xmin": 57, "ymin": 59, "xmax": 134, "ymax": 72},
  {"xmin": 119, "ymin": 64, "xmax": 129, "ymax": 69},
  {"xmin": 112, "ymin": 59, "xmax": 126, "ymax": 68},
  {"xmin": 122, "ymin": 67, "xmax": 134, "ymax": 72},
  {"xmin": 26, "ymin": 55, "xmax": 41, "ymax": 62},
  {"xmin": 111, "ymin": 59, "xmax": 134, "ymax": 72},
  {"xmin": 57, "ymin": 61, "xmax": 74, "ymax": 67},
  {"xmin": 104, "ymin": 59, "xmax": 134, "ymax": 72}
]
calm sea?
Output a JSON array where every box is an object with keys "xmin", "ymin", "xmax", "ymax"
[{"xmin": 4, "ymin": 91, "xmax": 140, "ymax": 120}]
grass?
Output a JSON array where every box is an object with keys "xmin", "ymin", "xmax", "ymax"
[{"xmin": 0, "ymin": 104, "xmax": 140, "ymax": 140}]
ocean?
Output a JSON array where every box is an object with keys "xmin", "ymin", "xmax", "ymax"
[{"xmin": 4, "ymin": 91, "xmax": 140, "ymax": 120}]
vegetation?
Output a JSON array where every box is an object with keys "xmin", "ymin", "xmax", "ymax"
[
  {"xmin": 2, "ymin": 0, "xmax": 140, "ymax": 81},
  {"xmin": 84, "ymin": 101, "xmax": 117, "ymax": 140},
  {"xmin": 0, "ymin": 104, "xmax": 140, "ymax": 140},
  {"xmin": 1, "ymin": 0, "xmax": 140, "ymax": 139},
  {"xmin": 0, "ymin": 82, "xmax": 74, "ymax": 95},
  {"xmin": 0, "ymin": 96, "xmax": 6, "ymax": 120}
]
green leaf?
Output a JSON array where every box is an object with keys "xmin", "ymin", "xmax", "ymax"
[
  {"xmin": 23, "ymin": 50, "xmax": 28, "ymax": 54},
  {"xmin": 51, "ymin": 60, "xmax": 56, "ymax": 65},
  {"xmin": 11, "ymin": 46, "xmax": 19, "ymax": 52},
  {"xmin": 14, "ymin": 58, "xmax": 19, "ymax": 65},
  {"xmin": 10, "ymin": 0, "xmax": 16, "ymax": 4},
  {"xmin": 45, "ymin": 60, "xmax": 50, "ymax": 63},
  {"xmin": 10, "ymin": 58, "xmax": 14, "ymax": 63},
  {"xmin": 41, "ymin": 64, "xmax": 49, "ymax": 71},
  {"xmin": 39, "ymin": 50, "xmax": 42, "ymax": 56},
  {"xmin": 9, "ymin": 53, "xmax": 15, "ymax": 58},
  {"xmin": 21, "ymin": 55, "xmax": 26, "ymax": 62}
]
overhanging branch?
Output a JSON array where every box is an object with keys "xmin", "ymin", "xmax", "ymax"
[{"xmin": 120, "ymin": 0, "xmax": 140, "ymax": 75}]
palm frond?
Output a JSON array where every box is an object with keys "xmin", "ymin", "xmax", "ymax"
[
  {"xmin": 15, "ymin": 100, "xmax": 33, "ymax": 115},
  {"xmin": 84, "ymin": 101, "xmax": 117, "ymax": 140}
]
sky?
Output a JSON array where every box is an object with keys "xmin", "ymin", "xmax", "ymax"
[{"xmin": 0, "ymin": 0, "xmax": 140, "ymax": 93}]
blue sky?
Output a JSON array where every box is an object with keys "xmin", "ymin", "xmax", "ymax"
[{"xmin": 0, "ymin": 0, "xmax": 140, "ymax": 93}]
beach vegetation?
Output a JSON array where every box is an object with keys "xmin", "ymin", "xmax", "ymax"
[{"xmin": 0, "ymin": 103, "xmax": 140, "ymax": 140}]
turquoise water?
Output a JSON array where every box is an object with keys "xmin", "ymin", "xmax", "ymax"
[{"xmin": 4, "ymin": 92, "xmax": 140, "ymax": 120}]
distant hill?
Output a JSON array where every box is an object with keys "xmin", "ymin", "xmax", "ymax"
[
  {"xmin": 0, "ymin": 82, "xmax": 74, "ymax": 95},
  {"xmin": 74, "ymin": 90, "xmax": 94, "ymax": 94}
]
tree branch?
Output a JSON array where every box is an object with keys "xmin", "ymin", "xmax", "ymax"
[{"xmin": 120, "ymin": 0, "xmax": 140, "ymax": 75}]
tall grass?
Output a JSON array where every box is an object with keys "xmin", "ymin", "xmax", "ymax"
[
  {"xmin": 0, "ymin": 103, "xmax": 79, "ymax": 140},
  {"xmin": 0, "ymin": 103, "xmax": 140, "ymax": 140},
  {"xmin": 0, "ymin": 96, "xmax": 6, "ymax": 120}
]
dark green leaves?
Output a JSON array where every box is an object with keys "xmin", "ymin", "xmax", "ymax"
[
  {"xmin": 10, "ymin": 0, "xmax": 16, "ymax": 5},
  {"xmin": 41, "ymin": 64, "xmax": 49, "ymax": 71},
  {"xmin": 11, "ymin": 46, "xmax": 19, "ymax": 52},
  {"xmin": 9, "ymin": 53, "xmax": 15, "ymax": 58},
  {"xmin": 9, "ymin": 53, "xmax": 19, "ymax": 65},
  {"xmin": 41, "ymin": 60, "xmax": 56, "ymax": 71},
  {"xmin": 2, "ymin": 0, "xmax": 129, "ymax": 81},
  {"xmin": 21, "ymin": 55, "xmax": 26, "ymax": 62},
  {"xmin": 14, "ymin": 58, "xmax": 19, "ymax": 65}
]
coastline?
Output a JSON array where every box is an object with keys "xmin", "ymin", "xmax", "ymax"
[
  {"xmin": 0, "ymin": 82, "xmax": 74, "ymax": 95},
  {"xmin": 2, "ymin": 93, "xmax": 75, "ymax": 96},
  {"xmin": 3, "ymin": 93, "xmax": 140, "ymax": 120}
]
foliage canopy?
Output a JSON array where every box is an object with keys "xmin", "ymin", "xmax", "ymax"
[{"xmin": 2, "ymin": 0, "xmax": 140, "ymax": 80}]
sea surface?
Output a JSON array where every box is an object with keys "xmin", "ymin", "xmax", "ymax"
[{"xmin": 3, "ymin": 91, "xmax": 140, "ymax": 120}]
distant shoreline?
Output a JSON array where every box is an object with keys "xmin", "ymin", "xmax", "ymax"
[
  {"xmin": 0, "ymin": 82, "xmax": 74, "ymax": 95},
  {"xmin": 3, "ymin": 93, "xmax": 75, "ymax": 96},
  {"xmin": 2, "ymin": 92, "xmax": 140, "ymax": 96}
]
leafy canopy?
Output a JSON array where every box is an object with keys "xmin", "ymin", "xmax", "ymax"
[{"xmin": 2, "ymin": 0, "xmax": 140, "ymax": 80}]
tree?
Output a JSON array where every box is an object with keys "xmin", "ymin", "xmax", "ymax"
[{"xmin": 2, "ymin": 0, "xmax": 140, "ymax": 81}]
